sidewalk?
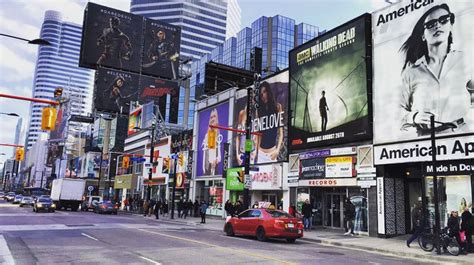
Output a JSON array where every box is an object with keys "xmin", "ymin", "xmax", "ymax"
[{"xmin": 121, "ymin": 211, "xmax": 471, "ymax": 264}]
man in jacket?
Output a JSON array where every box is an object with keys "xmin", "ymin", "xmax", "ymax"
[
  {"xmin": 343, "ymin": 198, "xmax": 356, "ymax": 236},
  {"xmin": 461, "ymin": 206, "xmax": 472, "ymax": 253},
  {"xmin": 301, "ymin": 200, "xmax": 313, "ymax": 231},
  {"xmin": 407, "ymin": 201, "xmax": 424, "ymax": 247}
]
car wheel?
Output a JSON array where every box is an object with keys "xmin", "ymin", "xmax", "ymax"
[
  {"xmin": 256, "ymin": 227, "xmax": 266, "ymax": 242},
  {"xmin": 286, "ymin": 238, "xmax": 296, "ymax": 243},
  {"xmin": 225, "ymin": 223, "xmax": 235, "ymax": 237},
  {"xmin": 19, "ymin": 205, "xmax": 23, "ymax": 207}
]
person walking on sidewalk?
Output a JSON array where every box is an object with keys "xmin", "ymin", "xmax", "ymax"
[
  {"xmin": 225, "ymin": 200, "xmax": 234, "ymax": 217},
  {"xmin": 143, "ymin": 200, "xmax": 149, "ymax": 217},
  {"xmin": 193, "ymin": 200, "xmax": 199, "ymax": 217},
  {"xmin": 177, "ymin": 198, "xmax": 184, "ymax": 218},
  {"xmin": 163, "ymin": 200, "xmax": 169, "ymax": 217},
  {"xmin": 406, "ymin": 201, "xmax": 424, "ymax": 247},
  {"xmin": 200, "ymin": 200, "xmax": 208, "ymax": 224},
  {"xmin": 461, "ymin": 205, "xmax": 472, "ymax": 253},
  {"xmin": 187, "ymin": 200, "xmax": 193, "ymax": 218},
  {"xmin": 154, "ymin": 200, "xmax": 161, "ymax": 219},
  {"xmin": 182, "ymin": 199, "xmax": 189, "ymax": 219},
  {"xmin": 129, "ymin": 197, "xmax": 134, "ymax": 212},
  {"xmin": 343, "ymin": 198, "xmax": 356, "ymax": 236},
  {"xmin": 302, "ymin": 199, "xmax": 313, "ymax": 231},
  {"xmin": 148, "ymin": 199, "xmax": 156, "ymax": 217}
]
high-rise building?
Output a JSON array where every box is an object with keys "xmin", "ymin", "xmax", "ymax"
[
  {"xmin": 25, "ymin": 11, "xmax": 94, "ymax": 149},
  {"xmin": 130, "ymin": 0, "xmax": 242, "ymax": 127}
]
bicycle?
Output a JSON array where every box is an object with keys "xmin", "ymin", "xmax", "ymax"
[{"xmin": 418, "ymin": 227, "xmax": 460, "ymax": 256}]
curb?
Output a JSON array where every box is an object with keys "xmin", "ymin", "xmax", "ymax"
[{"xmin": 299, "ymin": 237, "xmax": 469, "ymax": 264}]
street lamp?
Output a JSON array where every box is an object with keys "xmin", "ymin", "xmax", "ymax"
[
  {"xmin": 0, "ymin": 112, "xmax": 19, "ymax": 117},
  {"xmin": 0, "ymin": 33, "xmax": 51, "ymax": 46}
]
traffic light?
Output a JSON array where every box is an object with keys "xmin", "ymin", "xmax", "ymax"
[
  {"xmin": 178, "ymin": 153, "xmax": 184, "ymax": 167},
  {"xmin": 15, "ymin": 147, "xmax": 24, "ymax": 161},
  {"xmin": 54, "ymin": 87, "xmax": 63, "ymax": 98},
  {"xmin": 41, "ymin": 107, "xmax": 57, "ymax": 131},
  {"xmin": 122, "ymin": 156, "xmax": 130, "ymax": 168},
  {"xmin": 208, "ymin": 129, "xmax": 216, "ymax": 149}
]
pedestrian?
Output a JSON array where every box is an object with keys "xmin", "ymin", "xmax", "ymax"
[
  {"xmin": 163, "ymin": 200, "xmax": 169, "ymax": 217},
  {"xmin": 194, "ymin": 200, "xmax": 199, "ymax": 217},
  {"xmin": 461, "ymin": 205, "xmax": 472, "ymax": 253},
  {"xmin": 149, "ymin": 199, "xmax": 156, "ymax": 217},
  {"xmin": 448, "ymin": 210, "xmax": 462, "ymax": 251},
  {"xmin": 143, "ymin": 200, "xmax": 149, "ymax": 217},
  {"xmin": 301, "ymin": 199, "xmax": 313, "ymax": 231},
  {"xmin": 252, "ymin": 201, "xmax": 259, "ymax": 209},
  {"xmin": 138, "ymin": 198, "xmax": 144, "ymax": 214},
  {"xmin": 177, "ymin": 198, "xmax": 184, "ymax": 218},
  {"xmin": 154, "ymin": 200, "xmax": 161, "ymax": 219},
  {"xmin": 123, "ymin": 197, "xmax": 129, "ymax": 211},
  {"xmin": 128, "ymin": 197, "xmax": 134, "ymax": 212},
  {"xmin": 343, "ymin": 198, "xmax": 356, "ymax": 236},
  {"xmin": 200, "ymin": 200, "xmax": 208, "ymax": 224},
  {"xmin": 187, "ymin": 200, "xmax": 193, "ymax": 218},
  {"xmin": 182, "ymin": 199, "xmax": 188, "ymax": 219},
  {"xmin": 288, "ymin": 204, "xmax": 296, "ymax": 217},
  {"xmin": 225, "ymin": 200, "xmax": 233, "ymax": 217},
  {"xmin": 406, "ymin": 201, "xmax": 424, "ymax": 247}
]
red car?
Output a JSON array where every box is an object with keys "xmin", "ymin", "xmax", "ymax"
[{"xmin": 224, "ymin": 209, "xmax": 304, "ymax": 243}]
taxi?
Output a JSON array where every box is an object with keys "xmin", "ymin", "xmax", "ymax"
[{"xmin": 224, "ymin": 208, "xmax": 303, "ymax": 243}]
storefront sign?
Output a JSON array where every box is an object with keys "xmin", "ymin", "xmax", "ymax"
[
  {"xmin": 377, "ymin": 177, "xmax": 385, "ymax": 234},
  {"xmin": 226, "ymin": 167, "xmax": 244, "ymax": 191},
  {"xmin": 222, "ymin": 143, "xmax": 230, "ymax": 178},
  {"xmin": 299, "ymin": 178, "xmax": 357, "ymax": 187},
  {"xmin": 374, "ymin": 135, "xmax": 474, "ymax": 165},
  {"xmin": 251, "ymin": 164, "xmax": 282, "ymax": 190},
  {"xmin": 325, "ymin": 156, "xmax": 354, "ymax": 178},
  {"xmin": 299, "ymin": 149, "xmax": 330, "ymax": 160},
  {"xmin": 299, "ymin": 158, "xmax": 325, "ymax": 179},
  {"xmin": 422, "ymin": 160, "xmax": 474, "ymax": 175},
  {"xmin": 114, "ymin": 174, "xmax": 133, "ymax": 189},
  {"xmin": 330, "ymin": 146, "xmax": 357, "ymax": 156}
]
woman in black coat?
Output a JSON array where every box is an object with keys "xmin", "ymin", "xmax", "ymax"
[
  {"xmin": 448, "ymin": 211, "xmax": 462, "ymax": 250},
  {"xmin": 461, "ymin": 207, "xmax": 472, "ymax": 253}
]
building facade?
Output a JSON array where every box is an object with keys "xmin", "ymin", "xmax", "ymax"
[{"xmin": 26, "ymin": 10, "xmax": 94, "ymax": 149}]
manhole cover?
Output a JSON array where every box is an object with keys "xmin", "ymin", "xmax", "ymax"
[{"xmin": 318, "ymin": 251, "xmax": 344, "ymax": 256}]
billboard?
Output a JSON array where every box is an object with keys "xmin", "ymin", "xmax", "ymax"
[
  {"xmin": 289, "ymin": 14, "xmax": 372, "ymax": 150},
  {"xmin": 232, "ymin": 70, "xmax": 289, "ymax": 166},
  {"xmin": 226, "ymin": 167, "xmax": 244, "ymax": 191},
  {"xmin": 250, "ymin": 164, "xmax": 282, "ymax": 190},
  {"xmin": 146, "ymin": 136, "xmax": 171, "ymax": 181},
  {"xmin": 138, "ymin": 75, "xmax": 180, "ymax": 123},
  {"xmin": 141, "ymin": 19, "xmax": 181, "ymax": 80},
  {"xmin": 79, "ymin": 2, "xmax": 143, "ymax": 72},
  {"xmin": 128, "ymin": 106, "xmax": 142, "ymax": 136},
  {"xmin": 49, "ymin": 100, "xmax": 70, "ymax": 141},
  {"xmin": 372, "ymin": 1, "xmax": 474, "ymax": 144},
  {"xmin": 196, "ymin": 102, "xmax": 230, "ymax": 177},
  {"xmin": 94, "ymin": 68, "xmax": 140, "ymax": 114},
  {"xmin": 46, "ymin": 142, "xmax": 63, "ymax": 167},
  {"xmin": 299, "ymin": 157, "xmax": 325, "ymax": 179},
  {"xmin": 171, "ymin": 130, "xmax": 193, "ymax": 153}
]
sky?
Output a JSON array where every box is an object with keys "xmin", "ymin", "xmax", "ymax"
[{"xmin": 0, "ymin": 0, "xmax": 390, "ymax": 167}]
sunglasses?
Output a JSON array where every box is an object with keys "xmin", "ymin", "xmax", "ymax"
[{"xmin": 424, "ymin": 14, "xmax": 451, "ymax": 30}]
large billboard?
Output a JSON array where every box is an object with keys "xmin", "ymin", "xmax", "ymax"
[
  {"xmin": 141, "ymin": 19, "xmax": 181, "ymax": 80},
  {"xmin": 138, "ymin": 75, "xmax": 180, "ymax": 123},
  {"xmin": 80, "ymin": 2, "xmax": 143, "ymax": 72},
  {"xmin": 49, "ymin": 100, "xmax": 70, "ymax": 141},
  {"xmin": 196, "ymin": 102, "xmax": 230, "ymax": 177},
  {"xmin": 289, "ymin": 14, "xmax": 372, "ymax": 150},
  {"xmin": 232, "ymin": 70, "xmax": 289, "ymax": 166},
  {"xmin": 94, "ymin": 68, "xmax": 140, "ymax": 114},
  {"xmin": 372, "ymin": 0, "xmax": 474, "ymax": 145}
]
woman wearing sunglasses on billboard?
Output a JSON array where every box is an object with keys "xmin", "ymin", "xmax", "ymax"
[{"xmin": 399, "ymin": 4, "xmax": 472, "ymax": 136}]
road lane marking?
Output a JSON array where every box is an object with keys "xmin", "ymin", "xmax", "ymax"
[
  {"xmin": 0, "ymin": 235, "xmax": 15, "ymax": 265},
  {"xmin": 81, "ymin": 233, "xmax": 98, "ymax": 241},
  {"xmin": 139, "ymin": 229, "xmax": 297, "ymax": 265},
  {"xmin": 139, "ymin": 256, "xmax": 162, "ymax": 265}
]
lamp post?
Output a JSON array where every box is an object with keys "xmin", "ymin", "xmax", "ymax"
[
  {"xmin": 430, "ymin": 115, "xmax": 441, "ymax": 255},
  {"xmin": 0, "ymin": 33, "xmax": 51, "ymax": 46}
]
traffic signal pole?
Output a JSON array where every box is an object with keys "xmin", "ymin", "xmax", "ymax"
[{"xmin": 147, "ymin": 123, "xmax": 156, "ymax": 202}]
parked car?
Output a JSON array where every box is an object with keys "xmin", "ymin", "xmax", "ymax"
[
  {"xmin": 5, "ymin": 192, "xmax": 16, "ymax": 202},
  {"xmin": 19, "ymin": 196, "xmax": 34, "ymax": 207},
  {"xmin": 81, "ymin": 196, "xmax": 103, "ymax": 211},
  {"xmin": 12, "ymin": 195, "xmax": 23, "ymax": 204},
  {"xmin": 224, "ymin": 209, "xmax": 304, "ymax": 243},
  {"xmin": 93, "ymin": 201, "xmax": 118, "ymax": 215},
  {"xmin": 33, "ymin": 197, "xmax": 56, "ymax": 213},
  {"xmin": 0, "ymin": 191, "xmax": 5, "ymax": 199}
]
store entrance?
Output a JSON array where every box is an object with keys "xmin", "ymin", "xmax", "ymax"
[{"xmin": 324, "ymin": 193, "xmax": 345, "ymax": 228}]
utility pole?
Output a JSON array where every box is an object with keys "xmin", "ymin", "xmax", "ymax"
[
  {"xmin": 430, "ymin": 115, "xmax": 441, "ymax": 255},
  {"xmin": 170, "ymin": 155, "xmax": 178, "ymax": 219},
  {"xmin": 147, "ymin": 123, "xmax": 156, "ymax": 202}
]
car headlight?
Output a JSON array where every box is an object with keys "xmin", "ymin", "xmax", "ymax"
[
  {"xmin": 37, "ymin": 203, "xmax": 43, "ymax": 207},
  {"xmin": 51, "ymin": 204, "xmax": 56, "ymax": 208}
]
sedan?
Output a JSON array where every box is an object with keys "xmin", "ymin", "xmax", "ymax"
[
  {"xmin": 93, "ymin": 201, "xmax": 118, "ymax": 215},
  {"xmin": 224, "ymin": 209, "xmax": 304, "ymax": 243},
  {"xmin": 19, "ymin": 196, "xmax": 34, "ymax": 207},
  {"xmin": 33, "ymin": 198, "xmax": 56, "ymax": 213},
  {"xmin": 12, "ymin": 195, "xmax": 23, "ymax": 204},
  {"xmin": 0, "ymin": 191, "xmax": 5, "ymax": 199},
  {"xmin": 5, "ymin": 192, "xmax": 16, "ymax": 202}
]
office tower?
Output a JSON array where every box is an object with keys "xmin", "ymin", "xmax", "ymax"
[{"xmin": 25, "ymin": 10, "xmax": 94, "ymax": 149}]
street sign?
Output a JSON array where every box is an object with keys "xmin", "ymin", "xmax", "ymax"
[
  {"xmin": 131, "ymin": 157, "xmax": 146, "ymax": 162},
  {"xmin": 87, "ymin": 185, "xmax": 94, "ymax": 192},
  {"xmin": 245, "ymin": 139, "xmax": 253, "ymax": 152},
  {"xmin": 244, "ymin": 174, "xmax": 252, "ymax": 188}
]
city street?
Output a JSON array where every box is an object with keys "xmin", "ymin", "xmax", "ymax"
[{"xmin": 0, "ymin": 200, "xmax": 431, "ymax": 265}]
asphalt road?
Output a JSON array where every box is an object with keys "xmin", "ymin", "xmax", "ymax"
[{"xmin": 0, "ymin": 200, "xmax": 431, "ymax": 265}]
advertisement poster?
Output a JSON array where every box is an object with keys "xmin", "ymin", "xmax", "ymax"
[
  {"xmin": 138, "ymin": 75, "xmax": 180, "ymax": 123},
  {"xmin": 299, "ymin": 157, "xmax": 325, "ymax": 179},
  {"xmin": 372, "ymin": 0, "xmax": 474, "ymax": 144},
  {"xmin": 128, "ymin": 106, "xmax": 142, "ymax": 136},
  {"xmin": 196, "ymin": 102, "xmax": 230, "ymax": 177},
  {"xmin": 49, "ymin": 100, "xmax": 70, "ymax": 141},
  {"xmin": 141, "ymin": 19, "xmax": 181, "ymax": 80},
  {"xmin": 289, "ymin": 14, "xmax": 371, "ymax": 149},
  {"xmin": 226, "ymin": 167, "xmax": 244, "ymax": 191},
  {"xmin": 94, "ymin": 68, "xmax": 140, "ymax": 114},
  {"xmin": 171, "ymin": 130, "xmax": 193, "ymax": 153},
  {"xmin": 80, "ymin": 2, "xmax": 143, "ymax": 72},
  {"xmin": 232, "ymin": 70, "xmax": 289, "ymax": 166},
  {"xmin": 46, "ymin": 143, "xmax": 63, "ymax": 166},
  {"xmin": 325, "ymin": 156, "xmax": 354, "ymax": 178},
  {"xmin": 250, "ymin": 164, "xmax": 282, "ymax": 190}
]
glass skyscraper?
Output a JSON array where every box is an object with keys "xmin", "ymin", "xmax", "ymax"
[{"xmin": 26, "ymin": 11, "xmax": 94, "ymax": 149}]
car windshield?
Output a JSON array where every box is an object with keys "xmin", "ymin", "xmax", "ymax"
[
  {"xmin": 38, "ymin": 198, "xmax": 52, "ymax": 203},
  {"xmin": 15, "ymin": 195, "xmax": 22, "ymax": 198},
  {"xmin": 266, "ymin": 210, "xmax": 292, "ymax": 218}
]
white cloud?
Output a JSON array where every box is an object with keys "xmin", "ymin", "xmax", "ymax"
[{"xmin": 0, "ymin": 43, "xmax": 37, "ymax": 83}]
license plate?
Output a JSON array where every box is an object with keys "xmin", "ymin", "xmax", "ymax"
[{"xmin": 287, "ymin": 223, "xmax": 294, "ymax": 228}]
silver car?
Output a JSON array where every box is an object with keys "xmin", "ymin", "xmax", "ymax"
[
  {"xmin": 13, "ymin": 195, "xmax": 23, "ymax": 204},
  {"xmin": 20, "ymin": 196, "xmax": 34, "ymax": 207}
]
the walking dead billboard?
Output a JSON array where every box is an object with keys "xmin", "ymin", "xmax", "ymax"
[{"xmin": 289, "ymin": 14, "xmax": 372, "ymax": 150}]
